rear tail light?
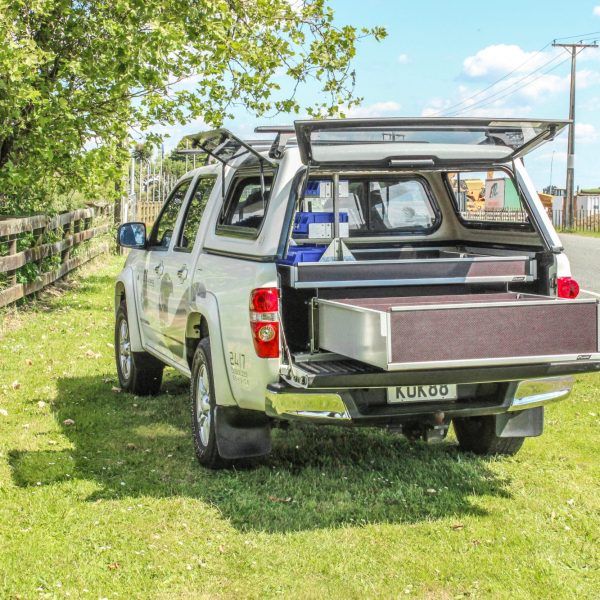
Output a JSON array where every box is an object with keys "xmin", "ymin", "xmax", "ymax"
[
  {"xmin": 557, "ymin": 276, "xmax": 580, "ymax": 299},
  {"xmin": 250, "ymin": 288, "xmax": 280, "ymax": 358}
]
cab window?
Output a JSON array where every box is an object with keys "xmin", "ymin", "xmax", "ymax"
[
  {"xmin": 148, "ymin": 180, "xmax": 191, "ymax": 248},
  {"xmin": 175, "ymin": 176, "xmax": 216, "ymax": 252},
  {"xmin": 217, "ymin": 176, "xmax": 273, "ymax": 236}
]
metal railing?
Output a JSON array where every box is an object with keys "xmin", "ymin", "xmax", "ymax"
[{"xmin": 551, "ymin": 209, "xmax": 600, "ymax": 232}]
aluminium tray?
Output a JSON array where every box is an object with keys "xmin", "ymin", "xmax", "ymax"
[
  {"xmin": 284, "ymin": 255, "xmax": 536, "ymax": 289},
  {"xmin": 316, "ymin": 292, "xmax": 600, "ymax": 371}
]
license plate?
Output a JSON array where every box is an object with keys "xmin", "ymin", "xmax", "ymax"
[{"xmin": 387, "ymin": 384, "xmax": 458, "ymax": 403}]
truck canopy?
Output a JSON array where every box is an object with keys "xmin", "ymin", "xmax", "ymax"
[{"xmin": 294, "ymin": 118, "xmax": 570, "ymax": 167}]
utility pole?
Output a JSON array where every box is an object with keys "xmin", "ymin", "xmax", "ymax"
[{"xmin": 552, "ymin": 40, "xmax": 598, "ymax": 229}]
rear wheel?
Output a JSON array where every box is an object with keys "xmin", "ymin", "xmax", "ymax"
[
  {"xmin": 115, "ymin": 301, "xmax": 164, "ymax": 395},
  {"xmin": 190, "ymin": 337, "xmax": 227, "ymax": 469},
  {"xmin": 453, "ymin": 415, "xmax": 524, "ymax": 456}
]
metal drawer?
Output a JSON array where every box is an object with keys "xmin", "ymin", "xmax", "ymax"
[{"xmin": 316, "ymin": 293, "xmax": 600, "ymax": 371}]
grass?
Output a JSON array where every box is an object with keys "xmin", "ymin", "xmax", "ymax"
[
  {"xmin": 558, "ymin": 229, "xmax": 600, "ymax": 238},
  {"xmin": 1, "ymin": 256, "xmax": 599, "ymax": 599}
]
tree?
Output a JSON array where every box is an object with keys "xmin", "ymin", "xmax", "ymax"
[
  {"xmin": 132, "ymin": 143, "xmax": 153, "ymax": 163},
  {"xmin": 0, "ymin": 0, "xmax": 385, "ymax": 215}
]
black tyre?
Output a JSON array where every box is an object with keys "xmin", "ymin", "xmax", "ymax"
[
  {"xmin": 453, "ymin": 416, "xmax": 524, "ymax": 456},
  {"xmin": 190, "ymin": 337, "xmax": 227, "ymax": 469},
  {"xmin": 115, "ymin": 301, "xmax": 164, "ymax": 395}
]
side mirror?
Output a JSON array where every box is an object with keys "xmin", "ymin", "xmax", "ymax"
[{"xmin": 117, "ymin": 222, "xmax": 146, "ymax": 249}]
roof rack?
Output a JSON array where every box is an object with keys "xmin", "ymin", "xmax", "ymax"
[{"xmin": 255, "ymin": 125, "xmax": 296, "ymax": 159}]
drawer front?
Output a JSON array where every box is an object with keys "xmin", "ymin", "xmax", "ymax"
[{"xmin": 389, "ymin": 301, "xmax": 598, "ymax": 365}]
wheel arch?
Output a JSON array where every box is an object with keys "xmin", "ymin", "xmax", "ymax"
[
  {"xmin": 185, "ymin": 302, "xmax": 236, "ymax": 407},
  {"xmin": 114, "ymin": 268, "xmax": 144, "ymax": 352}
]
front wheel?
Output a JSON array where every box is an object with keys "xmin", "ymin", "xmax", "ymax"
[
  {"xmin": 115, "ymin": 301, "xmax": 164, "ymax": 395},
  {"xmin": 453, "ymin": 415, "xmax": 524, "ymax": 456},
  {"xmin": 190, "ymin": 337, "xmax": 227, "ymax": 469}
]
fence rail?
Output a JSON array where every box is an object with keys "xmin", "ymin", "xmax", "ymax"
[{"xmin": 0, "ymin": 204, "xmax": 113, "ymax": 308}]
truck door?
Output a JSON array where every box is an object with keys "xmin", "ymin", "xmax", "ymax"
[
  {"xmin": 139, "ymin": 179, "xmax": 191, "ymax": 355},
  {"xmin": 157, "ymin": 176, "xmax": 216, "ymax": 366}
]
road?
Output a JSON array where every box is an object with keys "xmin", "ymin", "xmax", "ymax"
[{"xmin": 559, "ymin": 233, "xmax": 600, "ymax": 296}]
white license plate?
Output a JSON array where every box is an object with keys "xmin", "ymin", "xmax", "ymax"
[{"xmin": 387, "ymin": 384, "xmax": 458, "ymax": 403}]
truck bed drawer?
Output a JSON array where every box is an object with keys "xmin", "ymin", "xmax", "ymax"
[{"xmin": 316, "ymin": 293, "xmax": 600, "ymax": 371}]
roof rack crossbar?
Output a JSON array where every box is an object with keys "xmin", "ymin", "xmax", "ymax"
[{"xmin": 254, "ymin": 125, "xmax": 296, "ymax": 160}]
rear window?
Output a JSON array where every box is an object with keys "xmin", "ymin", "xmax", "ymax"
[
  {"xmin": 297, "ymin": 176, "xmax": 439, "ymax": 238},
  {"xmin": 447, "ymin": 169, "xmax": 532, "ymax": 229}
]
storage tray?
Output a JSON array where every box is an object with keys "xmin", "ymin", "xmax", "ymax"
[{"xmin": 316, "ymin": 293, "xmax": 600, "ymax": 371}]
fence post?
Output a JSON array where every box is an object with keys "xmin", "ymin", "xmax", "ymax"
[{"xmin": 7, "ymin": 235, "xmax": 17, "ymax": 287}]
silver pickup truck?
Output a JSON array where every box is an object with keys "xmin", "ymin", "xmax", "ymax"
[{"xmin": 115, "ymin": 118, "xmax": 600, "ymax": 468}]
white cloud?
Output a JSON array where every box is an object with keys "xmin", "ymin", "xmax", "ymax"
[
  {"xmin": 594, "ymin": 5, "xmax": 600, "ymax": 16},
  {"xmin": 397, "ymin": 53, "xmax": 409, "ymax": 65},
  {"xmin": 462, "ymin": 44, "xmax": 556, "ymax": 79},
  {"xmin": 516, "ymin": 73, "xmax": 569, "ymax": 99},
  {"xmin": 421, "ymin": 42, "xmax": 598, "ymax": 117},
  {"xmin": 421, "ymin": 87, "xmax": 533, "ymax": 117},
  {"xmin": 576, "ymin": 69, "xmax": 600, "ymax": 89},
  {"xmin": 346, "ymin": 101, "xmax": 401, "ymax": 118},
  {"xmin": 576, "ymin": 123, "xmax": 598, "ymax": 142},
  {"xmin": 420, "ymin": 98, "xmax": 451, "ymax": 117}
]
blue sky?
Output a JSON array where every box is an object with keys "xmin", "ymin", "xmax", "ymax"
[{"xmin": 160, "ymin": 1, "xmax": 600, "ymax": 191}]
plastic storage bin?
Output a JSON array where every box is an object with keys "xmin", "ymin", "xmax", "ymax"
[
  {"xmin": 293, "ymin": 211, "xmax": 348, "ymax": 238},
  {"xmin": 278, "ymin": 245, "xmax": 327, "ymax": 265}
]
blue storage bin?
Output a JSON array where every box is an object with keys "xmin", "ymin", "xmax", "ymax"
[
  {"xmin": 293, "ymin": 211, "xmax": 348, "ymax": 237},
  {"xmin": 277, "ymin": 245, "xmax": 327, "ymax": 265}
]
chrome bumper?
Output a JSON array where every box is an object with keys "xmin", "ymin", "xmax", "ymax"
[
  {"xmin": 265, "ymin": 390, "xmax": 350, "ymax": 422},
  {"xmin": 265, "ymin": 375, "xmax": 575, "ymax": 423},
  {"xmin": 509, "ymin": 376, "xmax": 574, "ymax": 411}
]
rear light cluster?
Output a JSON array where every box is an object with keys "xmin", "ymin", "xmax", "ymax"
[
  {"xmin": 557, "ymin": 276, "xmax": 580, "ymax": 299},
  {"xmin": 250, "ymin": 288, "xmax": 280, "ymax": 358}
]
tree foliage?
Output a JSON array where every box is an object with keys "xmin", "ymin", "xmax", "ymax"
[{"xmin": 0, "ymin": 0, "xmax": 385, "ymax": 215}]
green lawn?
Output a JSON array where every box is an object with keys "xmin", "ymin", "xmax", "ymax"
[
  {"xmin": 1, "ymin": 256, "xmax": 599, "ymax": 599},
  {"xmin": 558, "ymin": 229, "xmax": 600, "ymax": 238}
]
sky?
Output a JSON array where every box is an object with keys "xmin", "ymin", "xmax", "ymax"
[{"xmin": 156, "ymin": 0, "xmax": 600, "ymax": 192}]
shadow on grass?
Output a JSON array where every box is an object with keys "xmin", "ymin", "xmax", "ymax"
[{"xmin": 10, "ymin": 373, "xmax": 512, "ymax": 533}]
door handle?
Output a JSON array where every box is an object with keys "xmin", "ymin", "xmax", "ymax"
[
  {"xmin": 154, "ymin": 261, "xmax": 164, "ymax": 275},
  {"xmin": 177, "ymin": 265, "xmax": 188, "ymax": 281}
]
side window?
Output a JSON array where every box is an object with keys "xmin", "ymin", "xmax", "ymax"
[
  {"xmin": 217, "ymin": 176, "xmax": 273, "ymax": 235},
  {"xmin": 148, "ymin": 180, "xmax": 191, "ymax": 248},
  {"xmin": 175, "ymin": 177, "xmax": 216, "ymax": 252},
  {"xmin": 447, "ymin": 170, "xmax": 532, "ymax": 229}
]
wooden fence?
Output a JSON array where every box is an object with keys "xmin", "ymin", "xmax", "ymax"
[
  {"xmin": 137, "ymin": 200, "xmax": 163, "ymax": 227},
  {"xmin": 0, "ymin": 205, "xmax": 113, "ymax": 308}
]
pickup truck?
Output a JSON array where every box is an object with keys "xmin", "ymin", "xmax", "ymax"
[{"xmin": 115, "ymin": 118, "xmax": 600, "ymax": 468}]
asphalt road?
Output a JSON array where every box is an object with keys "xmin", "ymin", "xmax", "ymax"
[{"xmin": 559, "ymin": 233, "xmax": 600, "ymax": 296}]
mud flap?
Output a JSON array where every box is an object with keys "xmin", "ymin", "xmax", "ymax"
[
  {"xmin": 495, "ymin": 407, "xmax": 544, "ymax": 438},
  {"xmin": 215, "ymin": 406, "xmax": 272, "ymax": 460}
]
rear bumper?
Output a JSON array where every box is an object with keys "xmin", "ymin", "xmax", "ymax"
[
  {"xmin": 508, "ymin": 375, "xmax": 573, "ymax": 411},
  {"xmin": 266, "ymin": 375, "xmax": 575, "ymax": 424}
]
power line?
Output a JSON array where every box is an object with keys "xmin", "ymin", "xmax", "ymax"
[
  {"xmin": 431, "ymin": 42, "xmax": 553, "ymax": 117},
  {"xmin": 442, "ymin": 52, "xmax": 569, "ymax": 117},
  {"xmin": 553, "ymin": 31, "xmax": 600, "ymax": 41},
  {"xmin": 434, "ymin": 33, "xmax": 600, "ymax": 118}
]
